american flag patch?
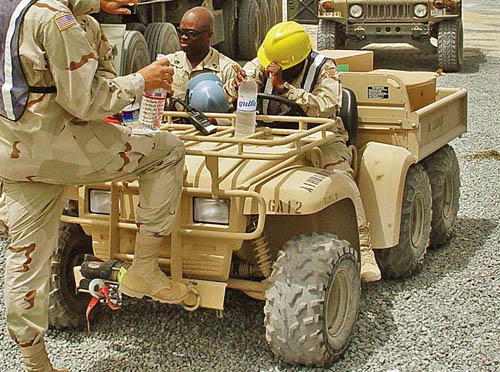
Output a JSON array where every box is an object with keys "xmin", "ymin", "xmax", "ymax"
[{"xmin": 54, "ymin": 13, "xmax": 77, "ymax": 32}]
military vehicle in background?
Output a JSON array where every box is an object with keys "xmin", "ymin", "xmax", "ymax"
[
  {"xmin": 96, "ymin": 0, "xmax": 283, "ymax": 75},
  {"xmin": 317, "ymin": 0, "xmax": 464, "ymax": 72}
]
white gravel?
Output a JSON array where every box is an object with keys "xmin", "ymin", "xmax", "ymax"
[{"xmin": 1, "ymin": 2, "xmax": 499, "ymax": 372}]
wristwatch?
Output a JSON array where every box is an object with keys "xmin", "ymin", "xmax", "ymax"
[{"xmin": 277, "ymin": 81, "xmax": 291, "ymax": 95}]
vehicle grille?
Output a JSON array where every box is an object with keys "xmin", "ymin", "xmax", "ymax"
[{"xmin": 365, "ymin": 3, "xmax": 412, "ymax": 20}]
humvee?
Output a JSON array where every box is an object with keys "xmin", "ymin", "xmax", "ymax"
[
  {"xmin": 49, "ymin": 67, "xmax": 467, "ymax": 366},
  {"xmin": 317, "ymin": 0, "xmax": 464, "ymax": 72}
]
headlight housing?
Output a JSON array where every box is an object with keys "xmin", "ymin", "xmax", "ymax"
[
  {"xmin": 89, "ymin": 189, "xmax": 112, "ymax": 214},
  {"xmin": 349, "ymin": 4, "xmax": 363, "ymax": 18},
  {"xmin": 414, "ymin": 4, "xmax": 428, "ymax": 17},
  {"xmin": 193, "ymin": 197, "xmax": 230, "ymax": 225}
]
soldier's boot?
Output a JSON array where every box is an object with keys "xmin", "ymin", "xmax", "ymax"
[
  {"xmin": 20, "ymin": 340, "xmax": 69, "ymax": 372},
  {"xmin": 120, "ymin": 234, "xmax": 189, "ymax": 304},
  {"xmin": 359, "ymin": 224, "xmax": 382, "ymax": 282}
]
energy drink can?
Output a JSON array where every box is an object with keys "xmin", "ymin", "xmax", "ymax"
[{"xmin": 121, "ymin": 103, "xmax": 140, "ymax": 128}]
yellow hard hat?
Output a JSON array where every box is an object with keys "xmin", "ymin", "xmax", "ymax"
[{"xmin": 257, "ymin": 21, "xmax": 312, "ymax": 70}]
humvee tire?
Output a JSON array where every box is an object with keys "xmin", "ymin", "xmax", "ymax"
[
  {"xmin": 125, "ymin": 22, "xmax": 146, "ymax": 34},
  {"xmin": 265, "ymin": 234, "xmax": 360, "ymax": 366},
  {"xmin": 269, "ymin": 0, "xmax": 282, "ymax": 27},
  {"xmin": 218, "ymin": 0, "xmax": 238, "ymax": 58},
  {"xmin": 256, "ymin": 0, "xmax": 271, "ymax": 43},
  {"xmin": 317, "ymin": 19, "xmax": 342, "ymax": 50},
  {"xmin": 49, "ymin": 223, "xmax": 92, "ymax": 329},
  {"xmin": 422, "ymin": 145, "xmax": 460, "ymax": 248},
  {"xmin": 238, "ymin": 0, "xmax": 262, "ymax": 59},
  {"xmin": 145, "ymin": 22, "xmax": 180, "ymax": 61},
  {"xmin": 120, "ymin": 30, "xmax": 151, "ymax": 76},
  {"xmin": 375, "ymin": 164, "xmax": 432, "ymax": 279},
  {"xmin": 438, "ymin": 18, "xmax": 464, "ymax": 72}
]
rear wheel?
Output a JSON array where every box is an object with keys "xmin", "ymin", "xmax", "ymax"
[
  {"xmin": 422, "ymin": 145, "xmax": 460, "ymax": 248},
  {"xmin": 238, "ymin": 0, "xmax": 262, "ymax": 60},
  {"xmin": 269, "ymin": 0, "xmax": 283, "ymax": 27},
  {"xmin": 437, "ymin": 18, "xmax": 463, "ymax": 72},
  {"xmin": 49, "ymin": 223, "xmax": 92, "ymax": 329},
  {"xmin": 256, "ymin": 0, "xmax": 272, "ymax": 43},
  {"xmin": 126, "ymin": 22, "xmax": 146, "ymax": 34},
  {"xmin": 145, "ymin": 22, "xmax": 180, "ymax": 61},
  {"xmin": 120, "ymin": 30, "xmax": 151, "ymax": 76},
  {"xmin": 375, "ymin": 164, "xmax": 432, "ymax": 279},
  {"xmin": 265, "ymin": 233, "xmax": 360, "ymax": 366},
  {"xmin": 218, "ymin": 0, "xmax": 238, "ymax": 58},
  {"xmin": 317, "ymin": 20, "xmax": 342, "ymax": 50}
]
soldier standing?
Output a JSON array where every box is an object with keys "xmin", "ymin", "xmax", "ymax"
[
  {"xmin": 0, "ymin": 0, "xmax": 191, "ymax": 371},
  {"xmin": 231, "ymin": 21, "xmax": 382, "ymax": 282}
]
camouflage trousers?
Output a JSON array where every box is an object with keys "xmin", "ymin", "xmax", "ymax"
[
  {"xmin": 321, "ymin": 137, "xmax": 371, "ymax": 252},
  {"xmin": 1, "ymin": 129, "xmax": 184, "ymax": 345}
]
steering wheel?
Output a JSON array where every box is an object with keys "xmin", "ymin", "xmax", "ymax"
[{"xmin": 257, "ymin": 93, "xmax": 306, "ymax": 128}]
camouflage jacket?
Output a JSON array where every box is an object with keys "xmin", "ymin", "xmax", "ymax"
[
  {"xmin": 243, "ymin": 56, "xmax": 343, "ymax": 119},
  {"xmin": 166, "ymin": 47, "xmax": 239, "ymax": 109},
  {"xmin": 0, "ymin": 0, "xmax": 143, "ymax": 182}
]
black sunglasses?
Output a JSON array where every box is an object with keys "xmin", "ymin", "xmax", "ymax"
[{"xmin": 176, "ymin": 27, "xmax": 210, "ymax": 39}]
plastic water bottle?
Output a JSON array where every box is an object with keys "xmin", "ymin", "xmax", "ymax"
[
  {"xmin": 138, "ymin": 54, "xmax": 168, "ymax": 130},
  {"xmin": 234, "ymin": 69, "xmax": 257, "ymax": 137}
]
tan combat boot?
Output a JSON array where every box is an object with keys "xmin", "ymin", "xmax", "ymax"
[
  {"xmin": 20, "ymin": 340, "xmax": 69, "ymax": 372},
  {"xmin": 359, "ymin": 224, "xmax": 382, "ymax": 282},
  {"xmin": 120, "ymin": 233, "xmax": 189, "ymax": 304}
]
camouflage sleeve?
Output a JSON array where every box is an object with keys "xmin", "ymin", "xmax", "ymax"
[
  {"xmin": 68, "ymin": 0, "xmax": 100, "ymax": 16},
  {"xmin": 243, "ymin": 58, "xmax": 266, "ymax": 91},
  {"xmin": 79, "ymin": 15, "xmax": 118, "ymax": 79},
  {"xmin": 41, "ymin": 11, "xmax": 144, "ymax": 121},
  {"xmin": 286, "ymin": 59, "xmax": 342, "ymax": 118},
  {"xmin": 220, "ymin": 58, "xmax": 240, "ymax": 104}
]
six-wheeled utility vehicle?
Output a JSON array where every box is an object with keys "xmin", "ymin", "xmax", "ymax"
[{"xmin": 50, "ymin": 66, "xmax": 466, "ymax": 366}]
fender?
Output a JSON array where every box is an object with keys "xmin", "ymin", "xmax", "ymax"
[
  {"xmin": 356, "ymin": 142, "xmax": 417, "ymax": 249},
  {"xmin": 244, "ymin": 166, "xmax": 361, "ymax": 217}
]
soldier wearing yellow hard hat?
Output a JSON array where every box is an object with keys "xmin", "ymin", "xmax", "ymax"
[{"xmin": 230, "ymin": 21, "xmax": 381, "ymax": 283}]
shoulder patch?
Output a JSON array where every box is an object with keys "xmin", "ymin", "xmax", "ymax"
[{"xmin": 54, "ymin": 13, "xmax": 77, "ymax": 32}]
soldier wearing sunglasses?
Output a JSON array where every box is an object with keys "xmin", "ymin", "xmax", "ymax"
[{"xmin": 166, "ymin": 7, "xmax": 240, "ymax": 110}]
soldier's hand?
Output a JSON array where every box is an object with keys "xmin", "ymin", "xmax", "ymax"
[
  {"xmin": 265, "ymin": 62, "xmax": 285, "ymax": 93},
  {"xmin": 231, "ymin": 65, "xmax": 247, "ymax": 90},
  {"xmin": 100, "ymin": 0, "xmax": 138, "ymax": 15},
  {"xmin": 137, "ymin": 58, "xmax": 174, "ymax": 93}
]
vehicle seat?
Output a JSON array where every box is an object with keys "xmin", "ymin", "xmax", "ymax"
[{"xmin": 338, "ymin": 88, "xmax": 359, "ymax": 147}]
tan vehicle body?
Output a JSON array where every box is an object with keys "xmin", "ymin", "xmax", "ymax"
[
  {"xmin": 56, "ymin": 65, "xmax": 466, "ymax": 366},
  {"xmin": 65, "ymin": 70, "xmax": 466, "ymax": 305}
]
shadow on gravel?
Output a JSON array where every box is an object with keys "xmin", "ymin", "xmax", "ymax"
[
  {"xmin": 47, "ymin": 218, "xmax": 496, "ymax": 372},
  {"xmin": 370, "ymin": 46, "xmax": 487, "ymax": 73}
]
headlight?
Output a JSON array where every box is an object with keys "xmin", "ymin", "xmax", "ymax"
[
  {"xmin": 349, "ymin": 4, "xmax": 363, "ymax": 18},
  {"xmin": 89, "ymin": 189, "xmax": 111, "ymax": 214},
  {"xmin": 193, "ymin": 198, "xmax": 230, "ymax": 225},
  {"xmin": 414, "ymin": 4, "xmax": 428, "ymax": 17}
]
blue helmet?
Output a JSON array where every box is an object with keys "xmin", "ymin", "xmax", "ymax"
[{"xmin": 187, "ymin": 73, "xmax": 230, "ymax": 113}]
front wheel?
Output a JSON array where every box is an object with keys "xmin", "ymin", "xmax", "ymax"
[
  {"xmin": 49, "ymin": 223, "xmax": 92, "ymax": 329},
  {"xmin": 437, "ymin": 18, "xmax": 464, "ymax": 72},
  {"xmin": 375, "ymin": 164, "xmax": 432, "ymax": 279},
  {"xmin": 317, "ymin": 20, "xmax": 343, "ymax": 50},
  {"xmin": 265, "ymin": 233, "xmax": 360, "ymax": 366}
]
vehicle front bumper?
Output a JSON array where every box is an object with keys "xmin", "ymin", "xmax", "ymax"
[{"xmin": 346, "ymin": 22, "xmax": 431, "ymax": 41}]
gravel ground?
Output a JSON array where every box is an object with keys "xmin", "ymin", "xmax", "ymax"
[{"xmin": 1, "ymin": 2, "xmax": 499, "ymax": 372}]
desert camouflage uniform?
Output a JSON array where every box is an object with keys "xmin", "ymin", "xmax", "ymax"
[
  {"xmin": 0, "ymin": 0, "xmax": 184, "ymax": 345},
  {"xmin": 241, "ymin": 56, "xmax": 372, "ymax": 252},
  {"xmin": 166, "ymin": 47, "xmax": 239, "ymax": 110}
]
